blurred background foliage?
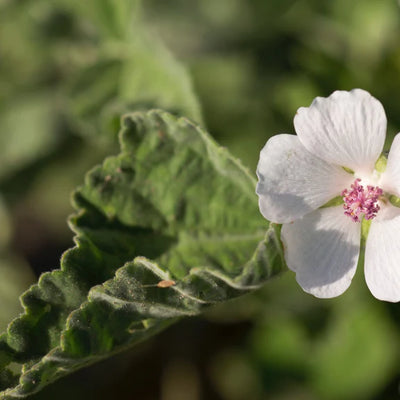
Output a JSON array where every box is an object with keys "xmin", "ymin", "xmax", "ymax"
[{"xmin": 0, "ymin": 0, "xmax": 400, "ymax": 398}]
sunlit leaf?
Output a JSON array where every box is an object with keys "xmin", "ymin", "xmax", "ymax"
[{"xmin": 0, "ymin": 110, "xmax": 283, "ymax": 398}]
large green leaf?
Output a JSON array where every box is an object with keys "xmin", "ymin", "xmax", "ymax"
[{"xmin": 0, "ymin": 110, "xmax": 284, "ymax": 398}]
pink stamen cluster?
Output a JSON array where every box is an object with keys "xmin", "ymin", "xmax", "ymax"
[{"xmin": 341, "ymin": 179, "xmax": 383, "ymax": 222}]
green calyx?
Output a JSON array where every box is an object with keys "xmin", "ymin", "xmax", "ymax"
[
  {"xmin": 389, "ymin": 194, "xmax": 400, "ymax": 208},
  {"xmin": 375, "ymin": 154, "xmax": 388, "ymax": 173},
  {"xmin": 320, "ymin": 196, "xmax": 343, "ymax": 209}
]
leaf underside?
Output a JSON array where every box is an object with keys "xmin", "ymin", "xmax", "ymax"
[{"xmin": 0, "ymin": 110, "xmax": 284, "ymax": 398}]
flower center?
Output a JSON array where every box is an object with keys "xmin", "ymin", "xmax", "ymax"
[{"xmin": 341, "ymin": 178, "xmax": 383, "ymax": 222}]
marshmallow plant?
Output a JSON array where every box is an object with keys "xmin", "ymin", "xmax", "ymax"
[{"xmin": 257, "ymin": 89, "xmax": 400, "ymax": 302}]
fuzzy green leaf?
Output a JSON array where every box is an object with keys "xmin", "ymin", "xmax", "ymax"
[{"xmin": 0, "ymin": 111, "xmax": 284, "ymax": 398}]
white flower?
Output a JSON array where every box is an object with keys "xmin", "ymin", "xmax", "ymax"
[{"xmin": 256, "ymin": 89, "xmax": 400, "ymax": 302}]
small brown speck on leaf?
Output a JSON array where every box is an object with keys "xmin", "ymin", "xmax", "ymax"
[{"xmin": 157, "ymin": 280, "xmax": 176, "ymax": 288}]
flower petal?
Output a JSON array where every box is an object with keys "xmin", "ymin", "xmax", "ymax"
[
  {"xmin": 294, "ymin": 89, "xmax": 386, "ymax": 174},
  {"xmin": 379, "ymin": 133, "xmax": 400, "ymax": 197},
  {"xmin": 365, "ymin": 204, "xmax": 400, "ymax": 302},
  {"xmin": 256, "ymin": 134, "xmax": 353, "ymax": 223},
  {"xmin": 281, "ymin": 206, "xmax": 361, "ymax": 298}
]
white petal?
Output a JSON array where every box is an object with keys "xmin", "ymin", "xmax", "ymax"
[
  {"xmin": 365, "ymin": 204, "xmax": 400, "ymax": 302},
  {"xmin": 379, "ymin": 133, "xmax": 400, "ymax": 197},
  {"xmin": 294, "ymin": 89, "xmax": 386, "ymax": 174},
  {"xmin": 281, "ymin": 206, "xmax": 361, "ymax": 298},
  {"xmin": 256, "ymin": 134, "xmax": 353, "ymax": 223}
]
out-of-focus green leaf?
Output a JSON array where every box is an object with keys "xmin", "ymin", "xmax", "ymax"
[
  {"xmin": 65, "ymin": 0, "xmax": 202, "ymax": 142},
  {"xmin": 311, "ymin": 294, "xmax": 398, "ymax": 400},
  {"xmin": 0, "ymin": 110, "xmax": 283, "ymax": 398},
  {"xmin": 119, "ymin": 27, "xmax": 203, "ymax": 124},
  {"xmin": 328, "ymin": 0, "xmax": 399, "ymax": 66},
  {"xmin": 61, "ymin": 0, "xmax": 141, "ymax": 40},
  {"xmin": 66, "ymin": 33, "xmax": 203, "ymax": 142},
  {"xmin": 251, "ymin": 317, "xmax": 309, "ymax": 373},
  {"xmin": 0, "ymin": 198, "xmax": 12, "ymax": 250},
  {"xmin": 0, "ymin": 94, "xmax": 60, "ymax": 181},
  {"xmin": 0, "ymin": 0, "xmax": 201, "ymax": 188},
  {"xmin": 66, "ymin": 59, "xmax": 123, "ymax": 142}
]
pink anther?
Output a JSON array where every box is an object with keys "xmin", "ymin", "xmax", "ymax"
[{"xmin": 342, "ymin": 179, "xmax": 383, "ymax": 222}]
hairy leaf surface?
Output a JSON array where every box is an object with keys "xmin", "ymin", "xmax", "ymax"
[{"xmin": 0, "ymin": 111, "xmax": 284, "ymax": 398}]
